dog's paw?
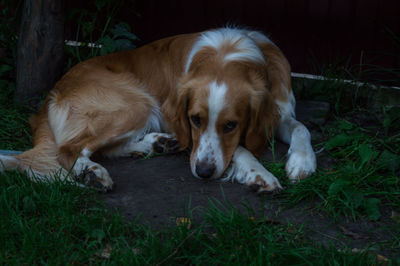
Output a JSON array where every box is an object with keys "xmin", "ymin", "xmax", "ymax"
[
  {"xmin": 247, "ymin": 169, "xmax": 283, "ymax": 193},
  {"xmin": 125, "ymin": 132, "xmax": 180, "ymax": 157},
  {"xmin": 226, "ymin": 146, "xmax": 283, "ymax": 193},
  {"xmin": 151, "ymin": 134, "xmax": 180, "ymax": 154},
  {"xmin": 76, "ymin": 162, "xmax": 114, "ymax": 192},
  {"xmin": 285, "ymin": 149, "xmax": 316, "ymax": 182}
]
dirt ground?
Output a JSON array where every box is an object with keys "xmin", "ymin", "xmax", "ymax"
[{"xmin": 96, "ymin": 101, "xmax": 398, "ymax": 257}]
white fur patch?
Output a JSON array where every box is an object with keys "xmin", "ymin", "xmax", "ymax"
[
  {"xmin": 185, "ymin": 28, "xmax": 267, "ymax": 73},
  {"xmin": 275, "ymin": 90, "xmax": 316, "ymax": 181},
  {"xmin": 48, "ymin": 101, "xmax": 76, "ymax": 145},
  {"xmin": 276, "ymin": 90, "xmax": 296, "ymax": 118},
  {"xmin": 191, "ymin": 81, "xmax": 227, "ymax": 178},
  {"xmin": 275, "ymin": 90, "xmax": 296, "ymax": 143},
  {"xmin": 223, "ymin": 146, "xmax": 282, "ymax": 191},
  {"xmin": 73, "ymin": 148, "xmax": 93, "ymax": 174},
  {"xmin": 285, "ymin": 126, "xmax": 316, "ymax": 182},
  {"xmin": 0, "ymin": 154, "xmax": 19, "ymax": 171},
  {"xmin": 245, "ymin": 30, "xmax": 272, "ymax": 44}
]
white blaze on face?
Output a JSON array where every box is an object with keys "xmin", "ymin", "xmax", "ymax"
[{"xmin": 191, "ymin": 81, "xmax": 227, "ymax": 178}]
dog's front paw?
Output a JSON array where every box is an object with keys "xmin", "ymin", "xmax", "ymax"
[
  {"xmin": 285, "ymin": 148, "xmax": 316, "ymax": 182},
  {"xmin": 227, "ymin": 146, "xmax": 283, "ymax": 193},
  {"xmin": 228, "ymin": 163, "xmax": 283, "ymax": 193},
  {"xmin": 248, "ymin": 168, "xmax": 283, "ymax": 193}
]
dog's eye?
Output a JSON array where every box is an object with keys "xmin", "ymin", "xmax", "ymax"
[
  {"xmin": 223, "ymin": 121, "xmax": 237, "ymax": 134},
  {"xmin": 190, "ymin": 115, "xmax": 201, "ymax": 128}
]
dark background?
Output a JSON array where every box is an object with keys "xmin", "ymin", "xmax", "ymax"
[{"xmin": 66, "ymin": 0, "xmax": 400, "ymax": 79}]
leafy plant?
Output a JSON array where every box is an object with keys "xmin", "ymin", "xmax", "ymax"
[
  {"xmin": 65, "ymin": 0, "xmax": 138, "ymax": 68},
  {"xmin": 322, "ymin": 117, "xmax": 399, "ymax": 220},
  {"xmin": 269, "ymin": 114, "xmax": 400, "ymax": 221},
  {"xmin": 98, "ymin": 23, "xmax": 138, "ymax": 55}
]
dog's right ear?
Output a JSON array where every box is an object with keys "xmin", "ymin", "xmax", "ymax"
[{"xmin": 162, "ymin": 85, "xmax": 191, "ymax": 150}]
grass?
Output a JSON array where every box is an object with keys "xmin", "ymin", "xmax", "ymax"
[
  {"xmin": 1, "ymin": 61, "xmax": 400, "ymax": 264},
  {"xmin": 0, "ymin": 77, "xmax": 32, "ymax": 151},
  {"xmin": 0, "ymin": 170, "xmax": 384, "ymax": 265},
  {"xmin": 265, "ymin": 111, "xmax": 400, "ymax": 222},
  {"xmin": 1, "ymin": 93, "xmax": 399, "ymax": 265}
]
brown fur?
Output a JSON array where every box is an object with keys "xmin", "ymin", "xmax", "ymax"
[{"xmin": 0, "ymin": 29, "xmax": 291, "ymax": 183}]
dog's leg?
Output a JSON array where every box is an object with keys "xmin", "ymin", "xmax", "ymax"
[
  {"xmin": 276, "ymin": 93, "xmax": 316, "ymax": 182},
  {"xmin": 223, "ymin": 146, "xmax": 282, "ymax": 193},
  {"xmin": 103, "ymin": 132, "xmax": 180, "ymax": 158},
  {"xmin": 58, "ymin": 143, "xmax": 114, "ymax": 191},
  {"xmin": 56, "ymin": 127, "xmax": 174, "ymax": 190},
  {"xmin": 48, "ymin": 76, "xmax": 169, "ymax": 190}
]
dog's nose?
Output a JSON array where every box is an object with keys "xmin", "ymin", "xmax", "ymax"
[{"xmin": 195, "ymin": 162, "xmax": 215, "ymax": 179}]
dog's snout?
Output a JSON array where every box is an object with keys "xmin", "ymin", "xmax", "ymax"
[{"xmin": 195, "ymin": 162, "xmax": 215, "ymax": 179}]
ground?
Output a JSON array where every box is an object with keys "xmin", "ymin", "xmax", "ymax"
[
  {"xmin": 1, "ymin": 96, "xmax": 399, "ymax": 263},
  {"xmin": 95, "ymin": 101, "xmax": 399, "ymax": 259}
]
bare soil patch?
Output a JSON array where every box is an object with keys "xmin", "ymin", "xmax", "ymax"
[{"xmin": 97, "ymin": 101, "xmax": 398, "ymax": 258}]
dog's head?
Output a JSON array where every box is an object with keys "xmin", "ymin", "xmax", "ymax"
[
  {"xmin": 167, "ymin": 28, "xmax": 281, "ymax": 179},
  {"xmin": 171, "ymin": 65, "xmax": 278, "ymax": 179}
]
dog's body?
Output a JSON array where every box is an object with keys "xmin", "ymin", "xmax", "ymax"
[{"xmin": 0, "ymin": 28, "xmax": 316, "ymax": 191}]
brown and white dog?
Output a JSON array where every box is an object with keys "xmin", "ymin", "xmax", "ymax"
[{"xmin": 0, "ymin": 27, "xmax": 316, "ymax": 192}]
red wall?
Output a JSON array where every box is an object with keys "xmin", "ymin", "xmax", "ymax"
[{"xmin": 67, "ymin": 0, "xmax": 400, "ymax": 81}]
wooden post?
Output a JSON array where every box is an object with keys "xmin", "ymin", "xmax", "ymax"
[{"xmin": 16, "ymin": 0, "xmax": 65, "ymax": 107}]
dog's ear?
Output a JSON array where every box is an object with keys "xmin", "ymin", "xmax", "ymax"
[
  {"xmin": 162, "ymin": 86, "xmax": 191, "ymax": 150},
  {"xmin": 244, "ymin": 89, "xmax": 279, "ymax": 156}
]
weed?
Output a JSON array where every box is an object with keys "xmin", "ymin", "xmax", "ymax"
[
  {"xmin": 65, "ymin": 0, "xmax": 138, "ymax": 69},
  {"xmin": 267, "ymin": 114, "xmax": 400, "ymax": 221}
]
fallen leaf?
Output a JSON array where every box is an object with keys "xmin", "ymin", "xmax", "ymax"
[
  {"xmin": 340, "ymin": 226, "xmax": 367, "ymax": 240},
  {"xmin": 176, "ymin": 217, "xmax": 191, "ymax": 229},
  {"xmin": 376, "ymin": 254, "xmax": 389, "ymax": 265}
]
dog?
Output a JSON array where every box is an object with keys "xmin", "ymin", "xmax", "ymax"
[{"xmin": 0, "ymin": 27, "xmax": 316, "ymax": 192}]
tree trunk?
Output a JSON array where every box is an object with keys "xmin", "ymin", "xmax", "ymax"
[{"xmin": 16, "ymin": 0, "xmax": 65, "ymax": 107}]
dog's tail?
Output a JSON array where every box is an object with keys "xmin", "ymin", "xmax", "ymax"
[{"xmin": 0, "ymin": 105, "xmax": 69, "ymax": 180}]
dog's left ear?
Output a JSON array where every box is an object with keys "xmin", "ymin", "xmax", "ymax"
[
  {"xmin": 162, "ymin": 86, "xmax": 191, "ymax": 150},
  {"xmin": 244, "ymin": 89, "xmax": 279, "ymax": 156}
]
